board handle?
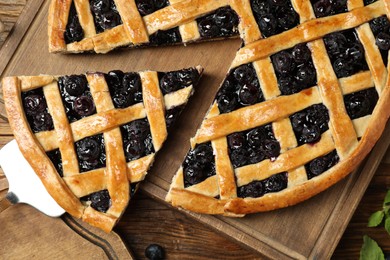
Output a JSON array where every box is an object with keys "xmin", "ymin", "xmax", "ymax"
[
  {"xmin": 0, "ymin": 192, "xmax": 18, "ymax": 213},
  {"xmin": 0, "ymin": 19, "xmax": 4, "ymax": 33}
]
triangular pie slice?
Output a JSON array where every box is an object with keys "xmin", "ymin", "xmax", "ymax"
[
  {"xmin": 3, "ymin": 66, "xmax": 202, "ymax": 231},
  {"xmin": 166, "ymin": 0, "xmax": 390, "ymax": 216},
  {"xmin": 48, "ymin": 0, "xmax": 245, "ymax": 53}
]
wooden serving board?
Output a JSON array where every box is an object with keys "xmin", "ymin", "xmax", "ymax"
[
  {"xmin": 0, "ymin": 180, "xmax": 134, "ymax": 259},
  {"xmin": 0, "ymin": 1, "xmax": 389, "ymax": 259}
]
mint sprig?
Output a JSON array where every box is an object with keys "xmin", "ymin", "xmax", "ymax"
[
  {"xmin": 359, "ymin": 190, "xmax": 390, "ymax": 259},
  {"xmin": 360, "ymin": 235, "xmax": 384, "ymax": 260},
  {"xmin": 367, "ymin": 190, "xmax": 390, "ymax": 228}
]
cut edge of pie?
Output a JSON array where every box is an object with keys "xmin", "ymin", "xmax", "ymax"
[
  {"xmin": 166, "ymin": 1, "xmax": 390, "ymax": 216},
  {"xmin": 48, "ymin": 0, "xmax": 243, "ymax": 54},
  {"xmin": 2, "ymin": 66, "xmax": 203, "ymax": 231}
]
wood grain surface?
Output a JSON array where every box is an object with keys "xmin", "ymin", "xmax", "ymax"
[{"xmin": 0, "ymin": 1, "xmax": 390, "ymax": 259}]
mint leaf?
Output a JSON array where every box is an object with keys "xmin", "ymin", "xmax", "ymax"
[
  {"xmin": 385, "ymin": 217, "xmax": 390, "ymax": 236},
  {"xmin": 368, "ymin": 211, "xmax": 384, "ymax": 227},
  {"xmin": 384, "ymin": 190, "xmax": 390, "ymax": 207},
  {"xmin": 360, "ymin": 236, "xmax": 384, "ymax": 260}
]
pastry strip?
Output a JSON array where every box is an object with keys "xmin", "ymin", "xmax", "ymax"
[
  {"xmin": 3, "ymin": 77, "xmax": 84, "ymax": 217},
  {"xmin": 114, "ymin": 0, "xmax": 149, "ymax": 44},
  {"xmin": 192, "ymin": 87, "xmax": 322, "ymax": 145},
  {"xmin": 235, "ymin": 131, "xmax": 334, "ymax": 186},
  {"xmin": 74, "ymin": 0, "xmax": 96, "ymax": 38},
  {"xmin": 87, "ymin": 73, "xmax": 129, "ymax": 218},
  {"xmin": 140, "ymin": 71, "xmax": 167, "ymax": 151},
  {"xmin": 310, "ymin": 40, "xmax": 358, "ymax": 158},
  {"xmin": 298, "ymin": 1, "xmax": 357, "ymax": 159},
  {"xmin": 20, "ymin": 76, "xmax": 56, "ymax": 91},
  {"xmin": 231, "ymin": 1, "xmax": 386, "ymax": 68},
  {"xmin": 144, "ymin": 0, "xmax": 230, "ymax": 35},
  {"xmin": 63, "ymin": 154, "xmax": 156, "ymax": 197},
  {"xmin": 169, "ymin": 0, "xmax": 201, "ymax": 42},
  {"xmin": 230, "ymin": 0, "xmax": 261, "ymax": 44},
  {"xmin": 356, "ymin": 24, "xmax": 387, "ymax": 93},
  {"xmin": 207, "ymin": 104, "xmax": 236, "ymax": 200},
  {"xmin": 43, "ymin": 82, "xmax": 79, "ymax": 177},
  {"xmin": 36, "ymin": 102, "xmax": 146, "ymax": 151},
  {"xmin": 48, "ymin": 0, "xmax": 72, "ymax": 52}
]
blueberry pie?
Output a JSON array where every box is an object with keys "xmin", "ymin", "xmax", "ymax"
[
  {"xmin": 2, "ymin": 66, "xmax": 202, "ymax": 231},
  {"xmin": 48, "ymin": 0, "xmax": 243, "ymax": 53},
  {"xmin": 166, "ymin": 0, "xmax": 390, "ymax": 215}
]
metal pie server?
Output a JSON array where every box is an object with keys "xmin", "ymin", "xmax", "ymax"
[{"xmin": 0, "ymin": 140, "xmax": 65, "ymax": 216}]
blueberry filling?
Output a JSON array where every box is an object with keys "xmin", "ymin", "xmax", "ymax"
[
  {"xmin": 81, "ymin": 189, "xmax": 111, "ymax": 212},
  {"xmin": 369, "ymin": 16, "xmax": 390, "ymax": 65},
  {"xmin": 47, "ymin": 149, "xmax": 63, "ymax": 177},
  {"xmin": 75, "ymin": 134, "xmax": 106, "ymax": 172},
  {"xmin": 364, "ymin": 0, "xmax": 378, "ymax": 5},
  {"xmin": 237, "ymin": 172, "xmax": 288, "ymax": 198},
  {"xmin": 135, "ymin": 0, "xmax": 169, "ymax": 16},
  {"xmin": 324, "ymin": 29, "xmax": 368, "ymax": 78},
  {"xmin": 22, "ymin": 88, "xmax": 54, "ymax": 133},
  {"xmin": 216, "ymin": 63, "xmax": 264, "ymax": 114},
  {"xmin": 64, "ymin": 2, "xmax": 84, "ymax": 44},
  {"xmin": 197, "ymin": 7, "xmax": 239, "ymax": 38},
  {"xmin": 105, "ymin": 70, "xmax": 143, "ymax": 109},
  {"xmin": 310, "ymin": 0, "xmax": 348, "ymax": 18},
  {"xmin": 58, "ymin": 75, "xmax": 96, "ymax": 123},
  {"xmin": 271, "ymin": 43, "xmax": 317, "ymax": 95},
  {"xmin": 290, "ymin": 104, "xmax": 330, "ymax": 145},
  {"xmin": 165, "ymin": 105, "xmax": 185, "ymax": 130},
  {"xmin": 228, "ymin": 124, "xmax": 280, "ymax": 168},
  {"xmin": 250, "ymin": 0, "xmax": 299, "ymax": 38},
  {"xmin": 183, "ymin": 142, "xmax": 215, "ymax": 188},
  {"xmin": 130, "ymin": 182, "xmax": 139, "ymax": 197},
  {"xmin": 121, "ymin": 119, "xmax": 154, "ymax": 162},
  {"xmin": 344, "ymin": 88, "xmax": 378, "ymax": 120},
  {"xmin": 149, "ymin": 27, "xmax": 182, "ymax": 45},
  {"xmin": 90, "ymin": 0, "xmax": 122, "ymax": 34},
  {"xmin": 305, "ymin": 150, "xmax": 339, "ymax": 179},
  {"xmin": 158, "ymin": 68, "xmax": 200, "ymax": 95}
]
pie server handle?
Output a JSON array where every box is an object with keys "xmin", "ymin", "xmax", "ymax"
[
  {"xmin": 0, "ymin": 140, "xmax": 65, "ymax": 217},
  {"xmin": 0, "ymin": 192, "xmax": 18, "ymax": 214}
]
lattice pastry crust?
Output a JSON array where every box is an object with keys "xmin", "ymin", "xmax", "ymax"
[
  {"xmin": 48, "ymin": 0, "xmax": 249, "ymax": 53},
  {"xmin": 166, "ymin": 0, "xmax": 390, "ymax": 216},
  {"xmin": 3, "ymin": 66, "xmax": 202, "ymax": 231}
]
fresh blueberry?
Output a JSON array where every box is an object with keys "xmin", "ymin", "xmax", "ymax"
[
  {"xmin": 145, "ymin": 244, "xmax": 165, "ymax": 260},
  {"xmin": 74, "ymin": 95, "xmax": 96, "ymax": 117},
  {"xmin": 24, "ymin": 95, "xmax": 46, "ymax": 115},
  {"xmin": 376, "ymin": 32, "xmax": 390, "ymax": 51},
  {"xmin": 87, "ymin": 190, "xmax": 111, "ymax": 212},
  {"xmin": 237, "ymin": 181, "xmax": 264, "ymax": 198},
  {"xmin": 77, "ymin": 138, "xmax": 101, "ymax": 161},
  {"xmin": 263, "ymin": 173, "xmax": 287, "ymax": 193}
]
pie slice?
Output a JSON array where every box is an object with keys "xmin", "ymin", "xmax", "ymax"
[
  {"xmin": 2, "ymin": 66, "xmax": 202, "ymax": 231},
  {"xmin": 166, "ymin": 0, "xmax": 390, "ymax": 215},
  {"xmin": 48, "ymin": 0, "xmax": 245, "ymax": 53}
]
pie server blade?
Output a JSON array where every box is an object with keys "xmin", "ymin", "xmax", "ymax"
[{"xmin": 0, "ymin": 140, "xmax": 65, "ymax": 217}]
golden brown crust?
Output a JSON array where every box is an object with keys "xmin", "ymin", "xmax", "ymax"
[
  {"xmin": 87, "ymin": 73, "xmax": 129, "ymax": 219},
  {"xmin": 191, "ymin": 87, "xmax": 322, "ymax": 145},
  {"xmin": 2, "ymin": 77, "xmax": 84, "ymax": 217},
  {"xmin": 3, "ymin": 68, "xmax": 202, "ymax": 231},
  {"xmin": 48, "ymin": 0, "xmax": 235, "ymax": 53},
  {"xmin": 48, "ymin": 0, "xmax": 71, "ymax": 53},
  {"xmin": 115, "ymin": 0, "xmax": 149, "ymax": 44},
  {"xmin": 231, "ymin": 1, "xmax": 386, "ymax": 69},
  {"xmin": 144, "ymin": 0, "xmax": 229, "ymax": 35},
  {"xmin": 166, "ymin": 1, "xmax": 390, "ymax": 216},
  {"xmin": 140, "ymin": 71, "xmax": 167, "ymax": 151}
]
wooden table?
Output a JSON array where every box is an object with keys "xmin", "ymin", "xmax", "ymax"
[{"xmin": 1, "ymin": 1, "xmax": 390, "ymax": 259}]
